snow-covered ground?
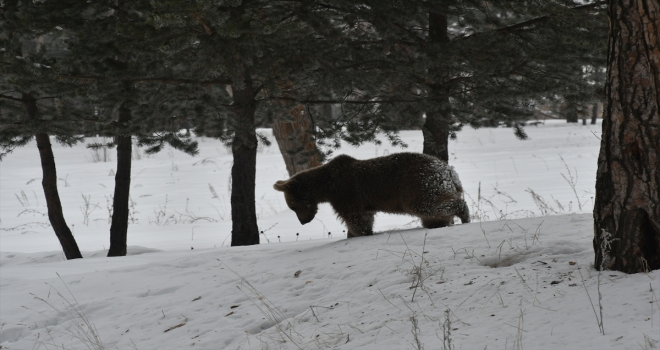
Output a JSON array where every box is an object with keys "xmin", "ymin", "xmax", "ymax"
[{"xmin": 1, "ymin": 121, "xmax": 658, "ymax": 349}]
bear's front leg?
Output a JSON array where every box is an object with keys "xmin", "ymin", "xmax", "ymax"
[{"xmin": 340, "ymin": 211, "xmax": 375, "ymax": 238}]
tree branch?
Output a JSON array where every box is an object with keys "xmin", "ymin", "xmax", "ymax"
[
  {"xmin": 392, "ymin": 22, "xmax": 427, "ymax": 46},
  {"xmin": 57, "ymin": 75, "xmax": 232, "ymax": 86},
  {"xmin": 0, "ymin": 117, "xmax": 102, "ymax": 126},
  {"xmin": 0, "ymin": 94, "xmax": 23, "ymax": 102},
  {"xmin": 191, "ymin": 13, "xmax": 213, "ymax": 35},
  {"xmin": 268, "ymin": 97, "xmax": 427, "ymax": 104},
  {"xmin": 133, "ymin": 77, "xmax": 232, "ymax": 85},
  {"xmin": 489, "ymin": 1, "xmax": 604, "ymax": 36}
]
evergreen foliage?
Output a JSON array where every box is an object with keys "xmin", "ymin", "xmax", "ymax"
[
  {"xmin": 2, "ymin": 0, "xmax": 607, "ymax": 155},
  {"xmin": 1, "ymin": 0, "xmax": 607, "ymax": 249},
  {"xmin": 0, "ymin": 13, "xmax": 83, "ymax": 159},
  {"xmin": 278, "ymin": 0, "xmax": 607, "ymax": 159}
]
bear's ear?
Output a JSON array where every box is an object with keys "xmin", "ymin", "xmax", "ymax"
[{"xmin": 273, "ymin": 180, "xmax": 288, "ymax": 192}]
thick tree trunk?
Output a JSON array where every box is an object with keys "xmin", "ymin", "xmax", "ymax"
[
  {"xmin": 25, "ymin": 93, "xmax": 82, "ymax": 260},
  {"xmin": 107, "ymin": 104, "xmax": 132, "ymax": 257},
  {"xmin": 230, "ymin": 78, "xmax": 260, "ymax": 246},
  {"xmin": 272, "ymin": 104, "xmax": 322, "ymax": 176},
  {"xmin": 593, "ymin": 0, "xmax": 660, "ymax": 273},
  {"xmin": 423, "ymin": 11, "xmax": 451, "ymax": 163}
]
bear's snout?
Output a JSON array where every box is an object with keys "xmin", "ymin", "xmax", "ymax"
[
  {"xmin": 295, "ymin": 210, "xmax": 315, "ymax": 225},
  {"xmin": 297, "ymin": 215, "xmax": 313, "ymax": 225}
]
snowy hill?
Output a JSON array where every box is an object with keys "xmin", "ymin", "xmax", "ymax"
[{"xmin": 2, "ymin": 121, "xmax": 658, "ymax": 349}]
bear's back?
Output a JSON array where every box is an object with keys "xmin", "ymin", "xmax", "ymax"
[{"xmin": 323, "ymin": 153, "xmax": 457, "ymax": 213}]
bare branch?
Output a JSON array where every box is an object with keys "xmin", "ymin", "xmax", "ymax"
[
  {"xmin": 268, "ymin": 96, "xmax": 428, "ymax": 105},
  {"xmin": 472, "ymin": 1, "xmax": 605, "ymax": 38},
  {"xmin": 57, "ymin": 75, "xmax": 232, "ymax": 86},
  {"xmin": 0, "ymin": 94, "xmax": 23, "ymax": 102}
]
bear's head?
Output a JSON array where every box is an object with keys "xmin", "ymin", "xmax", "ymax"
[{"xmin": 273, "ymin": 180, "xmax": 318, "ymax": 225}]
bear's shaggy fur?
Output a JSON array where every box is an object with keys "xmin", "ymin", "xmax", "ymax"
[{"xmin": 273, "ymin": 152, "xmax": 470, "ymax": 237}]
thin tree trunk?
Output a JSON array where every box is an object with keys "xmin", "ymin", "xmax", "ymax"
[
  {"xmin": 230, "ymin": 77, "xmax": 259, "ymax": 246},
  {"xmin": 563, "ymin": 102, "xmax": 579, "ymax": 123},
  {"xmin": 591, "ymin": 104, "xmax": 598, "ymax": 125},
  {"xmin": 107, "ymin": 104, "xmax": 132, "ymax": 257},
  {"xmin": 272, "ymin": 104, "xmax": 322, "ymax": 176},
  {"xmin": 423, "ymin": 11, "xmax": 451, "ymax": 163},
  {"xmin": 25, "ymin": 93, "xmax": 82, "ymax": 260},
  {"xmin": 422, "ymin": 104, "xmax": 450, "ymax": 162},
  {"xmin": 593, "ymin": 0, "xmax": 660, "ymax": 273}
]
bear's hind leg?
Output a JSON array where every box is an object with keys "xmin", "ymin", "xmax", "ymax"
[
  {"xmin": 340, "ymin": 211, "xmax": 375, "ymax": 238},
  {"xmin": 458, "ymin": 199, "xmax": 470, "ymax": 224},
  {"xmin": 421, "ymin": 217, "xmax": 452, "ymax": 229},
  {"xmin": 418, "ymin": 198, "xmax": 470, "ymax": 224}
]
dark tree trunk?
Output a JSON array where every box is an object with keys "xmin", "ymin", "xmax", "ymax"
[
  {"xmin": 422, "ymin": 105, "xmax": 450, "ymax": 162},
  {"xmin": 272, "ymin": 104, "xmax": 322, "ymax": 176},
  {"xmin": 423, "ymin": 11, "xmax": 451, "ymax": 163},
  {"xmin": 25, "ymin": 93, "xmax": 82, "ymax": 260},
  {"xmin": 563, "ymin": 103, "xmax": 579, "ymax": 123},
  {"xmin": 230, "ymin": 77, "xmax": 260, "ymax": 246},
  {"xmin": 107, "ymin": 104, "xmax": 132, "ymax": 257},
  {"xmin": 591, "ymin": 104, "xmax": 598, "ymax": 125},
  {"xmin": 593, "ymin": 0, "xmax": 660, "ymax": 273}
]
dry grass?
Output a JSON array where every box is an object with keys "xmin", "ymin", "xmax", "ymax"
[{"xmin": 27, "ymin": 274, "xmax": 107, "ymax": 350}]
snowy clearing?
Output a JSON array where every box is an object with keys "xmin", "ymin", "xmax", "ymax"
[{"xmin": 1, "ymin": 121, "xmax": 658, "ymax": 349}]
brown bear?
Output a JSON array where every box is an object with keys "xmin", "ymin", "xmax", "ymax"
[{"xmin": 273, "ymin": 152, "xmax": 470, "ymax": 237}]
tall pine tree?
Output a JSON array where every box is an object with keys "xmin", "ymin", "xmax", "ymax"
[{"xmin": 0, "ymin": 1, "xmax": 84, "ymax": 259}]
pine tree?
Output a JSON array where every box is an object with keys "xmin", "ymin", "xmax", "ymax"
[
  {"xmin": 0, "ymin": 0, "xmax": 84, "ymax": 259},
  {"xmin": 54, "ymin": 1, "xmax": 201, "ymax": 257},
  {"xmin": 593, "ymin": 0, "xmax": 660, "ymax": 273}
]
